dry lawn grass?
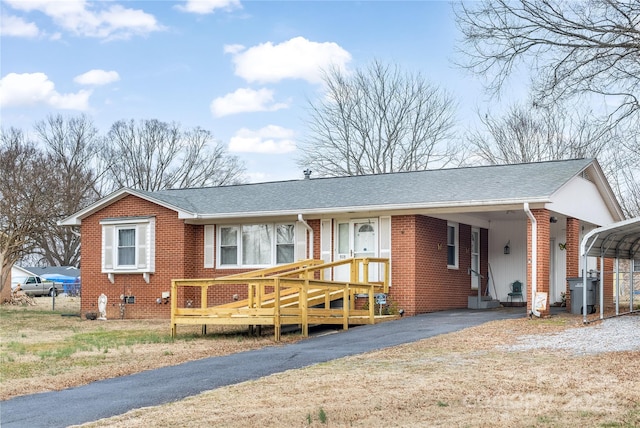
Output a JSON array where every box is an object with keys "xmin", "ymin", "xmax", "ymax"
[
  {"xmin": 2, "ymin": 296, "xmax": 639, "ymax": 427},
  {"xmin": 0, "ymin": 296, "xmax": 300, "ymax": 400},
  {"xmin": 74, "ymin": 315, "xmax": 640, "ymax": 428}
]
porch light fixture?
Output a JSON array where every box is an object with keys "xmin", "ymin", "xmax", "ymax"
[{"xmin": 504, "ymin": 241, "xmax": 511, "ymax": 255}]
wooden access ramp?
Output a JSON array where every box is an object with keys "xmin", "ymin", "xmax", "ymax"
[{"xmin": 171, "ymin": 258, "xmax": 392, "ymax": 341}]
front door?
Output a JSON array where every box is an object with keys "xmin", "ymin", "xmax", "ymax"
[
  {"xmin": 335, "ymin": 219, "xmax": 379, "ymax": 282},
  {"xmin": 352, "ymin": 219, "xmax": 377, "ymax": 259}
]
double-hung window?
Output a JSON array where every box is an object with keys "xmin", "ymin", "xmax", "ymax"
[
  {"xmin": 276, "ymin": 224, "xmax": 295, "ymax": 264},
  {"xmin": 219, "ymin": 226, "xmax": 239, "ymax": 265},
  {"xmin": 215, "ymin": 223, "xmax": 295, "ymax": 268},
  {"xmin": 117, "ymin": 227, "xmax": 136, "ymax": 267},
  {"xmin": 447, "ymin": 222, "xmax": 459, "ymax": 269}
]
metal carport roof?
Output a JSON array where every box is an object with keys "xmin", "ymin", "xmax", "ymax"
[
  {"xmin": 581, "ymin": 217, "xmax": 640, "ymax": 259},
  {"xmin": 580, "ymin": 217, "xmax": 640, "ymax": 323}
]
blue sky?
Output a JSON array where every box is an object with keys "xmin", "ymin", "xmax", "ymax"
[{"xmin": 1, "ymin": 0, "xmax": 500, "ymax": 182}]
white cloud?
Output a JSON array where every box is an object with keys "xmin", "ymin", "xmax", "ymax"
[
  {"xmin": 0, "ymin": 14, "xmax": 40, "ymax": 38},
  {"xmin": 3, "ymin": 0, "xmax": 163, "ymax": 40},
  {"xmin": 227, "ymin": 36, "xmax": 351, "ymax": 84},
  {"xmin": 0, "ymin": 72, "xmax": 91, "ymax": 110},
  {"xmin": 228, "ymin": 125, "xmax": 297, "ymax": 154},
  {"xmin": 223, "ymin": 43, "xmax": 244, "ymax": 55},
  {"xmin": 74, "ymin": 69, "xmax": 120, "ymax": 86},
  {"xmin": 210, "ymin": 88, "xmax": 289, "ymax": 117},
  {"xmin": 177, "ymin": 0, "xmax": 241, "ymax": 14}
]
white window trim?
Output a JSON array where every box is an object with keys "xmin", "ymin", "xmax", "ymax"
[
  {"xmin": 216, "ymin": 222, "xmax": 297, "ymax": 269},
  {"xmin": 447, "ymin": 221, "xmax": 459, "ymax": 269},
  {"xmin": 101, "ymin": 217, "xmax": 155, "ymax": 283}
]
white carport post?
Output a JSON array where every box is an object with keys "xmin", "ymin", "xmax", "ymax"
[
  {"xmin": 581, "ymin": 234, "xmax": 597, "ymax": 324},
  {"xmin": 631, "ymin": 257, "xmax": 635, "ymax": 310},
  {"xmin": 599, "ymin": 252, "xmax": 605, "ymax": 319},
  {"xmin": 615, "ymin": 257, "xmax": 620, "ymax": 316}
]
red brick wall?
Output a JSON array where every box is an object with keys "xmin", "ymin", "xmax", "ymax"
[
  {"xmin": 388, "ymin": 215, "xmax": 483, "ymax": 315},
  {"xmin": 565, "ymin": 217, "xmax": 581, "ymax": 312},
  {"xmin": 81, "ymin": 195, "xmax": 188, "ymax": 319},
  {"xmin": 81, "ymin": 196, "xmax": 286, "ymax": 319},
  {"xmin": 82, "ymin": 197, "xmax": 486, "ymax": 319},
  {"xmin": 389, "ymin": 215, "xmax": 417, "ymax": 314},
  {"xmin": 526, "ymin": 208, "xmax": 550, "ymax": 316}
]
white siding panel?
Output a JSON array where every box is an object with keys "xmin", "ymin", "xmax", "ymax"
[
  {"xmin": 550, "ymin": 177, "xmax": 615, "ymax": 225},
  {"xmin": 488, "ymin": 220, "xmax": 527, "ymax": 302},
  {"xmin": 549, "ymin": 221, "xmax": 566, "ymax": 305}
]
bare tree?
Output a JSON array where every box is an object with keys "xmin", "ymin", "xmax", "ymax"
[
  {"xmin": 465, "ymin": 100, "xmax": 640, "ymax": 217},
  {"xmin": 454, "ymin": 0, "xmax": 640, "ymax": 127},
  {"xmin": 0, "ymin": 129, "xmax": 53, "ymax": 295},
  {"xmin": 104, "ymin": 119, "xmax": 245, "ymax": 191},
  {"xmin": 298, "ymin": 60, "xmax": 458, "ymax": 176},
  {"xmin": 604, "ymin": 133, "xmax": 640, "ymax": 218},
  {"xmin": 465, "ymin": 102, "xmax": 611, "ymax": 165},
  {"xmin": 33, "ymin": 114, "xmax": 104, "ymax": 266}
]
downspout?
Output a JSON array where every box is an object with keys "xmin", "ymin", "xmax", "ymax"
[
  {"xmin": 524, "ymin": 203, "xmax": 540, "ymax": 318},
  {"xmin": 297, "ymin": 214, "xmax": 314, "ymax": 259}
]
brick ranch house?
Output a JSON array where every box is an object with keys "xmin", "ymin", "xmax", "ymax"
[{"xmin": 60, "ymin": 158, "xmax": 624, "ymax": 320}]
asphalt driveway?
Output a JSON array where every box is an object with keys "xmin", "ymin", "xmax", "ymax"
[{"xmin": 1, "ymin": 308, "xmax": 524, "ymax": 428}]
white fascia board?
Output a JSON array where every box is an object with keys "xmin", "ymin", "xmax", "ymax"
[
  {"xmin": 58, "ymin": 188, "xmax": 131, "ymax": 226},
  {"xmin": 183, "ymin": 197, "xmax": 550, "ymax": 223}
]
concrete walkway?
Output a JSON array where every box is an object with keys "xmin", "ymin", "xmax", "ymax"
[{"xmin": 1, "ymin": 308, "xmax": 524, "ymax": 428}]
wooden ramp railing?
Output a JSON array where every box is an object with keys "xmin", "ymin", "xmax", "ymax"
[{"xmin": 171, "ymin": 258, "xmax": 390, "ymax": 341}]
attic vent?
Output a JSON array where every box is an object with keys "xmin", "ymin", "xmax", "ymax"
[
  {"xmin": 303, "ymin": 169, "xmax": 312, "ymax": 179},
  {"xmin": 580, "ymin": 170, "xmax": 594, "ymax": 183}
]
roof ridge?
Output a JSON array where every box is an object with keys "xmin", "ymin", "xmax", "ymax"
[{"xmin": 155, "ymin": 158, "xmax": 593, "ymax": 194}]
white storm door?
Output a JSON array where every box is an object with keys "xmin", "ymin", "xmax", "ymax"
[
  {"xmin": 471, "ymin": 228, "xmax": 480, "ymax": 290},
  {"xmin": 334, "ymin": 219, "xmax": 379, "ymax": 282},
  {"xmin": 351, "ymin": 219, "xmax": 378, "ymax": 282}
]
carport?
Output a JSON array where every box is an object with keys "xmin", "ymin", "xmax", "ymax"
[{"xmin": 580, "ymin": 217, "xmax": 640, "ymax": 323}]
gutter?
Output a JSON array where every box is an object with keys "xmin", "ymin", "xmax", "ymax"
[
  {"xmin": 524, "ymin": 203, "xmax": 540, "ymax": 318},
  {"xmin": 297, "ymin": 214, "xmax": 314, "ymax": 259}
]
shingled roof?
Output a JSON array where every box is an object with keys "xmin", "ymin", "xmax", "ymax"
[
  {"xmin": 61, "ymin": 158, "xmax": 621, "ymax": 224},
  {"xmin": 140, "ymin": 158, "xmax": 595, "ymax": 215}
]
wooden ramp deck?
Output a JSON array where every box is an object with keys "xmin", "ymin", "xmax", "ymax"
[{"xmin": 171, "ymin": 258, "xmax": 394, "ymax": 341}]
